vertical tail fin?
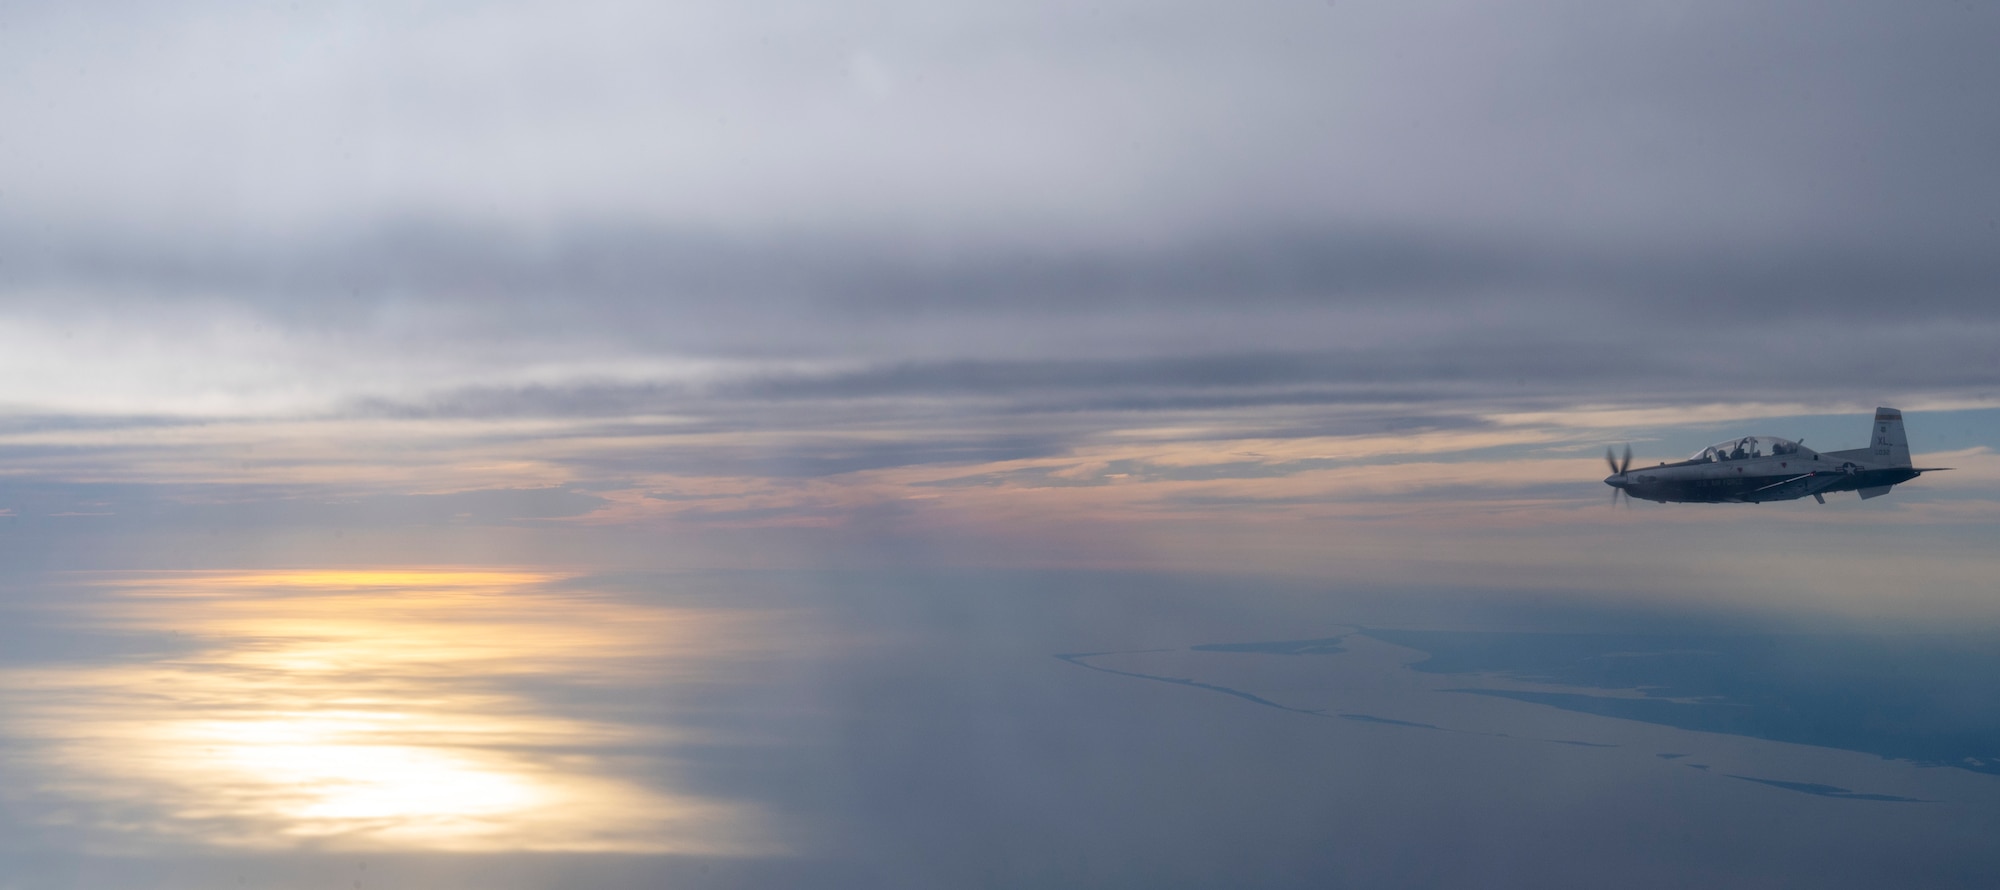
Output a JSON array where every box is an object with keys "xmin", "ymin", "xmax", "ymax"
[{"xmin": 1870, "ymin": 407, "xmax": 1911, "ymax": 468}]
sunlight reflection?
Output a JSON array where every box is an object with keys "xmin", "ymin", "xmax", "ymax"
[{"xmin": 0, "ymin": 570, "xmax": 777, "ymax": 854}]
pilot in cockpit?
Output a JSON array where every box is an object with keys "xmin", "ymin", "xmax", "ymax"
[{"xmin": 1730, "ymin": 443, "xmax": 1746, "ymax": 460}]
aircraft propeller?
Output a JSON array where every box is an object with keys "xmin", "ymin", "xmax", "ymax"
[
  {"xmin": 1605, "ymin": 445, "xmax": 1632, "ymax": 476},
  {"xmin": 1606, "ymin": 444, "xmax": 1633, "ymax": 507}
]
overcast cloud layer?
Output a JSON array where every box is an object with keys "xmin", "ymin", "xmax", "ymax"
[{"xmin": 4, "ymin": 0, "xmax": 2000, "ymax": 420}]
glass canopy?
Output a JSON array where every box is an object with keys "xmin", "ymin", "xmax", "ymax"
[{"xmin": 1689, "ymin": 436, "xmax": 1811, "ymax": 462}]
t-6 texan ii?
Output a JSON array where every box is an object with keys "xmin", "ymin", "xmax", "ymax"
[{"xmin": 1603, "ymin": 407, "xmax": 1949, "ymax": 504}]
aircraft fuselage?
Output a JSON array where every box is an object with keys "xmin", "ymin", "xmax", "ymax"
[
  {"xmin": 1609, "ymin": 451, "xmax": 1916, "ymax": 504},
  {"xmin": 1603, "ymin": 408, "xmax": 1938, "ymax": 504}
]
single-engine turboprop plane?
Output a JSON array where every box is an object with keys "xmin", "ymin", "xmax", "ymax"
[{"xmin": 1603, "ymin": 407, "xmax": 1949, "ymax": 504}]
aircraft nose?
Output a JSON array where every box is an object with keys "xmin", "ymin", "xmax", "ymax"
[{"xmin": 1603, "ymin": 474, "xmax": 1625, "ymax": 488}]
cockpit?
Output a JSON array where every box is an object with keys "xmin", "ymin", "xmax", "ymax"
[{"xmin": 1689, "ymin": 436, "xmax": 1812, "ymax": 463}]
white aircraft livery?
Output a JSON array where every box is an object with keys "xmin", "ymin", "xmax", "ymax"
[{"xmin": 1603, "ymin": 408, "xmax": 1949, "ymax": 504}]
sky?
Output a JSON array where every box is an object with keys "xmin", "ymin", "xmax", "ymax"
[
  {"xmin": 2, "ymin": 0, "xmax": 1998, "ymax": 606},
  {"xmin": 4, "ymin": 1, "xmax": 2000, "ymax": 887}
]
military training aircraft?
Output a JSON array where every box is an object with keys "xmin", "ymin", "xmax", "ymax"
[{"xmin": 1603, "ymin": 407, "xmax": 1949, "ymax": 504}]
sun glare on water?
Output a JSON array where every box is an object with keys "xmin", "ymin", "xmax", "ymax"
[{"xmin": 0, "ymin": 570, "xmax": 775, "ymax": 854}]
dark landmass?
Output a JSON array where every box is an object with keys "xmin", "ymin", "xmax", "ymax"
[
  {"xmin": 1728, "ymin": 776, "xmax": 1926, "ymax": 803},
  {"xmin": 1363, "ymin": 629, "xmax": 2000, "ymax": 775},
  {"xmin": 1337, "ymin": 713, "xmax": 1443, "ymax": 730},
  {"xmin": 1053, "ymin": 653, "xmax": 1323, "ymax": 715},
  {"xmin": 1192, "ymin": 637, "xmax": 1349, "ymax": 656}
]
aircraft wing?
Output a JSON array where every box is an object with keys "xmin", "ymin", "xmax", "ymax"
[
  {"xmin": 1748, "ymin": 471, "xmax": 1856, "ymax": 501},
  {"xmin": 1750, "ymin": 473, "xmax": 1817, "ymax": 494}
]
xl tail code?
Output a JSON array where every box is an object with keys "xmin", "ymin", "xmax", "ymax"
[{"xmin": 1871, "ymin": 407, "xmax": 1911, "ymax": 468}]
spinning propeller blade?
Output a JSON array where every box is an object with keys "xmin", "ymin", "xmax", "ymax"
[{"xmin": 1607, "ymin": 444, "xmax": 1634, "ymax": 507}]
